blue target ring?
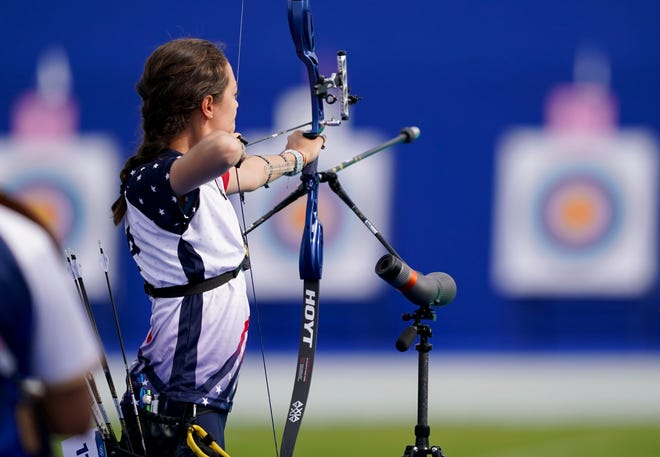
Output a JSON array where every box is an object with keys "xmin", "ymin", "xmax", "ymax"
[
  {"xmin": 6, "ymin": 170, "xmax": 84, "ymax": 246},
  {"xmin": 533, "ymin": 165, "xmax": 623, "ymax": 257}
]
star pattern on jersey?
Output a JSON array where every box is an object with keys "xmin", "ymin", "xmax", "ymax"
[{"xmin": 124, "ymin": 150, "xmax": 199, "ymax": 234}]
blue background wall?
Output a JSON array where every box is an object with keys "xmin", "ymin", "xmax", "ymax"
[{"xmin": 2, "ymin": 0, "xmax": 659, "ymax": 354}]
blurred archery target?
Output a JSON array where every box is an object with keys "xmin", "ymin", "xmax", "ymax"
[
  {"xmin": 268, "ymin": 186, "xmax": 344, "ymax": 253},
  {"xmin": 534, "ymin": 167, "xmax": 621, "ymax": 256},
  {"xmin": 7, "ymin": 171, "xmax": 82, "ymax": 244},
  {"xmin": 0, "ymin": 136, "xmax": 120, "ymax": 300},
  {"xmin": 491, "ymin": 129, "xmax": 658, "ymax": 297}
]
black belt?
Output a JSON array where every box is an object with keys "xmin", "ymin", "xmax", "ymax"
[
  {"xmin": 144, "ymin": 256, "xmax": 249, "ymax": 298},
  {"xmin": 157, "ymin": 398, "xmax": 216, "ymax": 418}
]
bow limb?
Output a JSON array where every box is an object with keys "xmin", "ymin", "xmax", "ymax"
[
  {"xmin": 279, "ymin": 174, "xmax": 322, "ymax": 457},
  {"xmin": 280, "ymin": 2, "xmax": 324, "ymax": 457},
  {"xmin": 288, "ymin": 0, "xmax": 325, "ymax": 136}
]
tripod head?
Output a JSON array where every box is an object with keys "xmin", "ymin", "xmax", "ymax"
[{"xmin": 397, "ymin": 303, "xmax": 436, "ymax": 352}]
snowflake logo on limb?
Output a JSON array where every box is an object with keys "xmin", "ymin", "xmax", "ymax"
[{"xmin": 288, "ymin": 401, "xmax": 304, "ymax": 423}]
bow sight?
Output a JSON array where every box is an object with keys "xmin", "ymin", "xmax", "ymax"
[
  {"xmin": 314, "ymin": 51, "xmax": 361, "ymax": 124},
  {"xmin": 288, "ymin": 0, "xmax": 359, "ymax": 135}
]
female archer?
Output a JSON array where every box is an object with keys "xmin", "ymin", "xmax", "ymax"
[{"xmin": 111, "ymin": 37, "xmax": 325, "ymax": 455}]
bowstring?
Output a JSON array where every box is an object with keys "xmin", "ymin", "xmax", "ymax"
[
  {"xmin": 235, "ymin": 0, "xmax": 244, "ymax": 83},
  {"xmin": 233, "ymin": 1, "xmax": 280, "ymax": 455}
]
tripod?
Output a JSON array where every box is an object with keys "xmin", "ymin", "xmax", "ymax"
[{"xmin": 397, "ymin": 304, "xmax": 446, "ymax": 457}]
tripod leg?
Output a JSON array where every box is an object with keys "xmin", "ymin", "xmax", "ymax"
[
  {"xmin": 431, "ymin": 446, "xmax": 446, "ymax": 457},
  {"xmin": 401, "ymin": 445, "xmax": 446, "ymax": 457},
  {"xmin": 402, "ymin": 445, "xmax": 417, "ymax": 457}
]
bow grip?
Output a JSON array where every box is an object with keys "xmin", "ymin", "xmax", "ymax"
[{"xmin": 298, "ymin": 178, "xmax": 323, "ymax": 280}]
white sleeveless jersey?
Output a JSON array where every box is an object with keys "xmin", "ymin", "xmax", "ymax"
[{"xmin": 123, "ymin": 149, "xmax": 249, "ymax": 411}]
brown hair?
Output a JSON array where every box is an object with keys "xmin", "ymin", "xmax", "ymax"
[
  {"xmin": 0, "ymin": 191, "xmax": 59, "ymax": 248},
  {"xmin": 111, "ymin": 38, "xmax": 229, "ymax": 225}
]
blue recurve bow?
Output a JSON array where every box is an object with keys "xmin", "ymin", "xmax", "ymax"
[{"xmin": 280, "ymin": 1, "xmax": 354, "ymax": 456}]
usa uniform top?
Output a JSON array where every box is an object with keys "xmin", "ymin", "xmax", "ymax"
[
  {"xmin": 0, "ymin": 204, "xmax": 99, "ymax": 457},
  {"xmin": 124, "ymin": 149, "xmax": 250, "ymax": 412}
]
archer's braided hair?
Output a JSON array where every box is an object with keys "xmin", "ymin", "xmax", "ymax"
[{"xmin": 111, "ymin": 38, "xmax": 229, "ymax": 225}]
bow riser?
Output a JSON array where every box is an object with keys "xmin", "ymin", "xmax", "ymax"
[{"xmin": 299, "ymin": 183, "xmax": 323, "ymax": 279}]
